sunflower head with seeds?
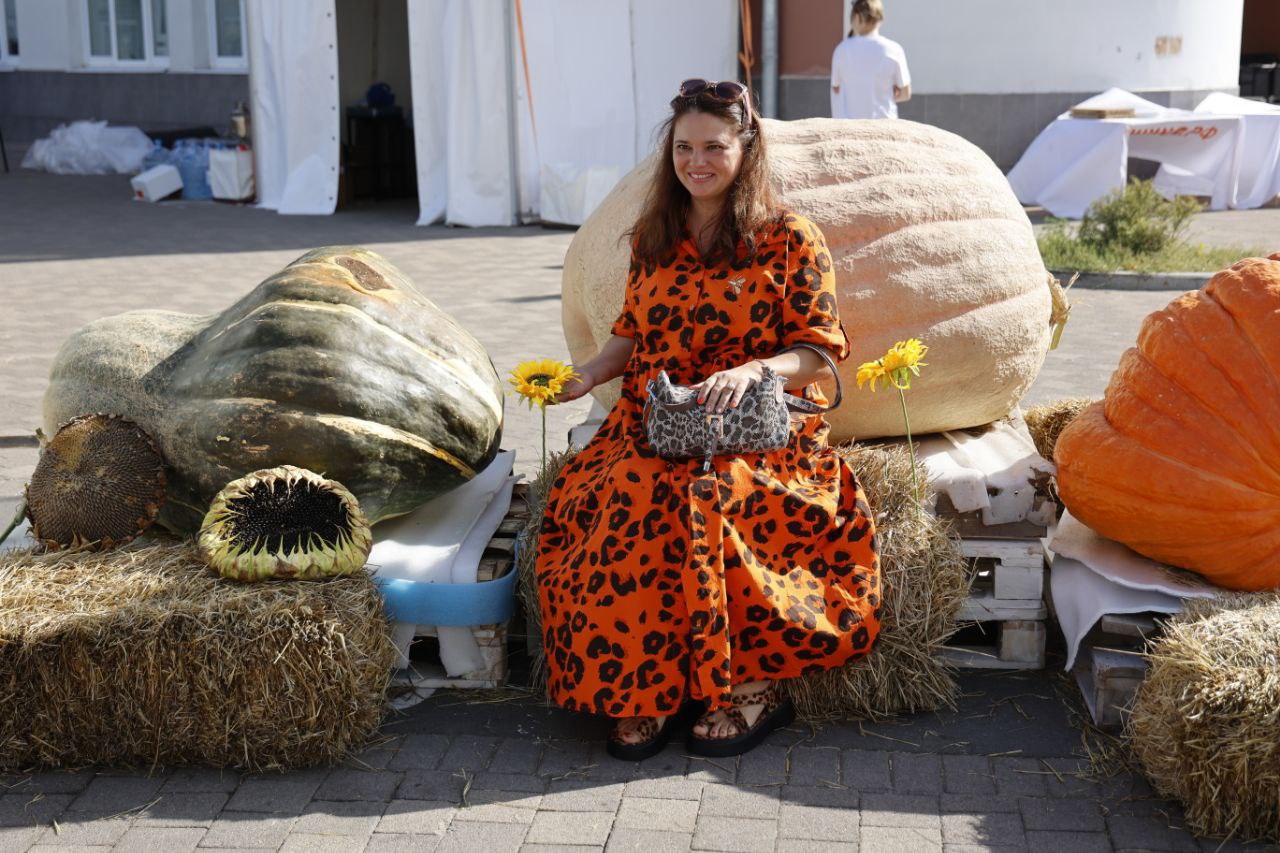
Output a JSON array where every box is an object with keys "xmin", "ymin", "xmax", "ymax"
[{"xmin": 509, "ymin": 359, "xmax": 579, "ymax": 409}]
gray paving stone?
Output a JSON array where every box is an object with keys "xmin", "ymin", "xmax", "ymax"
[
  {"xmin": 735, "ymin": 743, "xmax": 788, "ymax": 787},
  {"xmin": 199, "ymin": 812, "xmax": 297, "ymax": 849},
  {"xmin": 292, "ymin": 799, "xmax": 385, "ymax": 836},
  {"xmin": 841, "ymin": 750, "xmax": 892, "ymax": 792},
  {"xmin": 539, "ymin": 780, "xmax": 622, "ymax": 813},
  {"xmin": 1026, "ymin": 829, "xmax": 1112, "ymax": 852},
  {"xmin": 278, "ymin": 834, "xmax": 368, "ymax": 853},
  {"xmin": 135, "ymin": 792, "xmax": 229, "ymax": 827},
  {"xmin": 622, "ymin": 776, "xmax": 703, "ymax": 801},
  {"xmin": 397, "ymin": 770, "xmax": 466, "ymax": 803},
  {"xmin": 472, "ymin": 772, "xmax": 550, "ymax": 794},
  {"xmin": 387, "ymin": 733, "xmax": 453, "ymax": 772},
  {"xmin": 453, "ymin": 800, "xmax": 538, "ymax": 825},
  {"xmin": 223, "ymin": 772, "xmax": 326, "ymax": 815},
  {"xmin": 777, "ymin": 841, "xmax": 857, "ymax": 853},
  {"xmin": 776, "ymin": 801, "xmax": 860, "ymax": 840},
  {"xmin": 628, "ymin": 747, "xmax": 690, "ymax": 780},
  {"xmin": 779, "ymin": 783, "xmax": 858, "ymax": 809},
  {"xmin": 114, "ymin": 825, "xmax": 206, "ymax": 852},
  {"xmin": 519, "ymin": 845, "xmax": 603, "ymax": 853},
  {"xmin": 1019, "ymin": 796, "xmax": 1104, "ymax": 832},
  {"xmin": 942, "ymin": 755, "xmax": 995, "ymax": 795},
  {"xmin": 786, "ymin": 746, "xmax": 841, "ymax": 786},
  {"xmin": 314, "ymin": 767, "xmax": 404, "ymax": 802},
  {"xmin": 892, "ymin": 753, "xmax": 943, "ymax": 794},
  {"xmin": 684, "ymin": 756, "xmax": 736, "ymax": 786},
  {"xmin": 525, "ymin": 811, "xmax": 613, "ymax": 846},
  {"xmin": 365, "ymin": 833, "xmax": 444, "ymax": 853},
  {"xmin": 346, "ymin": 736, "xmax": 403, "ymax": 771},
  {"xmin": 11, "ymin": 772, "xmax": 93, "ymax": 795},
  {"xmin": 34, "ymin": 816, "xmax": 130, "ymax": 846},
  {"xmin": 699, "ymin": 784, "xmax": 781, "ymax": 818},
  {"xmin": 0, "ymin": 792, "xmax": 75, "ymax": 827},
  {"xmin": 28, "ymin": 846, "xmax": 117, "ymax": 853},
  {"xmin": 1107, "ymin": 813, "xmax": 1200, "ymax": 851},
  {"xmin": 438, "ymin": 735, "xmax": 501, "ymax": 773},
  {"xmin": 375, "ymin": 800, "xmax": 456, "ymax": 836},
  {"xmin": 993, "ymin": 758, "xmax": 1050, "ymax": 798},
  {"xmin": 943, "ymin": 845, "xmax": 1028, "ymax": 853},
  {"xmin": 940, "ymin": 812, "xmax": 1027, "ymax": 846},
  {"xmin": 604, "ymin": 829, "xmax": 693, "ymax": 852},
  {"xmin": 941, "ymin": 793, "xmax": 1020, "ymax": 813},
  {"xmin": 615, "ymin": 797, "xmax": 698, "ymax": 832},
  {"xmin": 0, "ymin": 826, "xmax": 43, "ymax": 850},
  {"xmin": 691, "ymin": 814, "xmax": 776, "ymax": 853},
  {"xmin": 159, "ymin": 768, "xmax": 241, "ymax": 794},
  {"xmin": 860, "ymin": 793, "xmax": 942, "ymax": 829},
  {"xmin": 490, "ymin": 739, "xmax": 545, "ymax": 775},
  {"xmin": 861, "ymin": 825, "xmax": 943, "ymax": 852},
  {"xmin": 67, "ymin": 776, "xmax": 164, "ymax": 814},
  {"xmin": 468, "ymin": 789, "xmax": 544, "ymax": 811},
  {"xmin": 537, "ymin": 741, "xmax": 594, "ymax": 779},
  {"xmin": 1039, "ymin": 758, "xmax": 1097, "ymax": 798}
]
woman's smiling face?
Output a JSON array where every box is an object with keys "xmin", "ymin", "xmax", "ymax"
[{"xmin": 672, "ymin": 111, "xmax": 744, "ymax": 206}]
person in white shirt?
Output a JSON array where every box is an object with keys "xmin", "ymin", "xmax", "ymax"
[{"xmin": 830, "ymin": 0, "xmax": 911, "ymax": 119}]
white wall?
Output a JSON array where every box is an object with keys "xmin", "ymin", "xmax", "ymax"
[
  {"xmin": 854, "ymin": 0, "xmax": 1243, "ymax": 94},
  {"xmin": 11, "ymin": 0, "xmax": 74, "ymax": 70}
]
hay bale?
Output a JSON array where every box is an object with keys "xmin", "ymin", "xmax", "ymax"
[
  {"xmin": 1023, "ymin": 397, "xmax": 1094, "ymax": 463},
  {"xmin": 1129, "ymin": 593, "xmax": 1280, "ymax": 842},
  {"xmin": 788, "ymin": 444, "xmax": 968, "ymax": 721},
  {"xmin": 516, "ymin": 448, "xmax": 576, "ymax": 692},
  {"xmin": 0, "ymin": 542, "xmax": 396, "ymax": 771},
  {"xmin": 519, "ymin": 443, "xmax": 968, "ymax": 720}
]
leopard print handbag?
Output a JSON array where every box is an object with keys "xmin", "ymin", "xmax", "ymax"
[{"xmin": 643, "ymin": 343, "xmax": 843, "ymax": 472}]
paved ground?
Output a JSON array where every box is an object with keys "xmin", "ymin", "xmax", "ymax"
[{"xmin": 2, "ymin": 157, "xmax": 1279, "ymax": 852}]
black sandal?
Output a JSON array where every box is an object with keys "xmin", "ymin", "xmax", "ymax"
[
  {"xmin": 606, "ymin": 700, "xmax": 701, "ymax": 761},
  {"xmin": 686, "ymin": 682, "xmax": 795, "ymax": 758}
]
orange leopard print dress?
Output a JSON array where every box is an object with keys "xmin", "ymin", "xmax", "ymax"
[{"xmin": 537, "ymin": 212, "xmax": 881, "ymax": 719}]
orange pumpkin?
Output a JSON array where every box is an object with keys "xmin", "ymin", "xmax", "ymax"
[{"xmin": 1054, "ymin": 253, "xmax": 1280, "ymax": 591}]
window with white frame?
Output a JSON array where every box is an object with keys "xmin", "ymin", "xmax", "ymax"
[
  {"xmin": 209, "ymin": 0, "xmax": 246, "ymax": 69},
  {"xmin": 0, "ymin": 0, "xmax": 19, "ymax": 65},
  {"xmin": 84, "ymin": 0, "xmax": 169, "ymax": 67}
]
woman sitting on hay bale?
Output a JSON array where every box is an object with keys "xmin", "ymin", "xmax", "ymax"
[{"xmin": 536, "ymin": 79, "xmax": 882, "ymax": 760}]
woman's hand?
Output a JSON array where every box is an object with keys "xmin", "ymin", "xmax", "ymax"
[
  {"xmin": 693, "ymin": 361, "xmax": 765, "ymax": 414},
  {"xmin": 555, "ymin": 366, "xmax": 596, "ymax": 404}
]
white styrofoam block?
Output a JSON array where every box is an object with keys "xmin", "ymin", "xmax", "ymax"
[
  {"xmin": 130, "ymin": 164, "xmax": 182, "ymax": 202},
  {"xmin": 209, "ymin": 147, "xmax": 255, "ymax": 200},
  {"xmin": 922, "ymin": 413, "xmax": 1055, "ymax": 525}
]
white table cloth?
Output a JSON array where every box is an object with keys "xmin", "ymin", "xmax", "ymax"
[
  {"xmin": 1007, "ymin": 88, "xmax": 1243, "ymax": 218},
  {"xmin": 1154, "ymin": 92, "xmax": 1280, "ymax": 210}
]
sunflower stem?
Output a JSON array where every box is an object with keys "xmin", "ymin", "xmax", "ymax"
[
  {"xmin": 540, "ymin": 404, "xmax": 547, "ymax": 472},
  {"xmin": 0, "ymin": 496, "xmax": 26, "ymax": 546},
  {"xmin": 897, "ymin": 385, "xmax": 924, "ymax": 511}
]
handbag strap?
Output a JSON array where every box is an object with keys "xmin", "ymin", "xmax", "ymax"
[{"xmin": 779, "ymin": 342, "xmax": 843, "ymax": 415}]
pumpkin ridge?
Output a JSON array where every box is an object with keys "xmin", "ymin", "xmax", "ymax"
[
  {"xmin": 1065, "ymin": 461, "xmax": 1278, "ymax": 519},
  {"xmin": 1162, "ymin": 292, "xmax": 1280, "ymax": 466},
  {"xmin": 1099, "ymin": 412, "xmax": 1280, "ymax": 501},
  {"xmin": 1200, "ymin": 280, "xmax": 1280, "ymax": 430},
  {"xmin": 1107, "ymin": 350, "xmax": 1280, "ymax": 489},
  {"xmin": 209, "ymin": 298, "xmax": 504, "ymax": 422}
]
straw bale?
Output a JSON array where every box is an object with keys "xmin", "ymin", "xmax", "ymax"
[
  {"xmin": 0, "ymin": 542, "xmax": 396, "ymax": 772},
  {"xmin": 1129, "ymin": 593, "xmax": 1280, "ymax": 842},
  {"xmin": 1023, "ymin": 397, "xmax": 1094, "ymax": 463},
  {"xmin": 518, "ymin": 443, "xmax": 968, "ymax": 720}
]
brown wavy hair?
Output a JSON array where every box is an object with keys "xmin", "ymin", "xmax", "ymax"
[{"xmin": 628, "ymin": 89, "xmax": 779, "ymax": 267}]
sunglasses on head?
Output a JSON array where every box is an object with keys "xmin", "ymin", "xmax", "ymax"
[{"xmin": 677, "ymin": 78, "xmax": 748, "ymax": 103}]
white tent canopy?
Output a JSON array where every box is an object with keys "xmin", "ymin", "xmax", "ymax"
[{"xmin": 247, "ymin": 0, "xmax": 738, "ymax": 222}]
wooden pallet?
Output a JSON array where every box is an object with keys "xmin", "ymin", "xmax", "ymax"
[
  {"xmin": 401, "ymin": 483, "xmax": 530, "ymax": 690},
  {"xmin": 1072, "ymin": 613, "xmax": 1161, "ymax": 729},
  {"xmin": 941, "ymin": 538, "xmax": 1048, "ymax": 670}
]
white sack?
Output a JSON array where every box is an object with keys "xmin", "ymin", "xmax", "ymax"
[{"xmin": 22, "ymin": 121, "xmax": 151, "ymax": 175}]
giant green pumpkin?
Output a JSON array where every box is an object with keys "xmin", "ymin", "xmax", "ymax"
[{"xmin": 43, "ymin": 247, "xmax": 503, "ymax": 534}]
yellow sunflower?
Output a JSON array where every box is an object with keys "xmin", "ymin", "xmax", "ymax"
[{"xmin": 509, "ymin": 359, "xmax": 579, "ymax": 410}]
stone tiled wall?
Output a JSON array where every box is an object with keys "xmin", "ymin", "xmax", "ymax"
[
  {"xmin": 776, "ymin": 75, "xmax": 1238, "ymax": 170},
  {"xmin": 0, "ymin": 71, "xmax": 249, "ymax": 142}
]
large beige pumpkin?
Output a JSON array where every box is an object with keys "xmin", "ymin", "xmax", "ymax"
[{"xmin": 562, "ymin": 118, "xmax": 1055, "ymax": 441}]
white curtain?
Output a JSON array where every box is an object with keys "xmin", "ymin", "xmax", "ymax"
[
  {"xmin": 409, "ymin": 0, "xmax": 738, "ymax": 227},
  {"xmin": 246, "ymin": 0, "xmax": 340, "ymax": 215},
  {"xmin": 409, "ymin": 0, "xmax": 518, "ymax": 226}
]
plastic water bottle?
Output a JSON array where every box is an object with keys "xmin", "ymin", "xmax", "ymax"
[
  {"xmin": 176, "ymin": 139, "xmax": 214, "ymax": 200},
  {"xmin": 142, "ymin": 139, "xmax": 168, "ymax": 171}
]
